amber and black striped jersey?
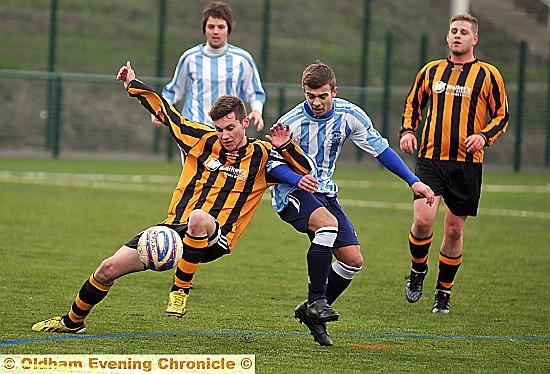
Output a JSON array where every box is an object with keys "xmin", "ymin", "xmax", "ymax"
[
  {"xmin": 400, "ymin": 58, "xmax": 509, "ymax": 163},
  {"xmin": 127, "ymin": 80, "xmax": 311, "ymax": 250}
]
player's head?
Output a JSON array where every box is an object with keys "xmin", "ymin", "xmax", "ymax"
[
  {"xmin": 202, "ymin": 2, "xmax": 234, "ymax": 48},
  {"xmin": 210, "ymin": 95, "xmax": 249, "ymax": 152},
  {"xmin": 301, "ymin": 60, "xmax": 338, "ymax": 117},
  {"xmin": 447, "ymin": 14, "xmax": 478, "ymax": 58}
]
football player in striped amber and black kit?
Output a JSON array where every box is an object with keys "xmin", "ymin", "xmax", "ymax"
[
  {"xmin": 31, "ymin": 62, "xmax": 314, "ymax": 334},
  {"xmin": 399, "ymin": 14, "xmax": 509, "ymax": 314}
]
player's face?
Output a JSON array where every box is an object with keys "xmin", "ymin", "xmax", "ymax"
[
  {"xmin": 214, "ymin": 112, "xmax": 249, "ymax": 152},
  {"xmin": 447, "ymin": 20, "xmax": 478, "ymax": 57},
  {"xmin": 205, "ymin": 17, "xmax": 229, "ymax": 48},
  {"xmin": 303, "ymin": 84, "xmax": 337, "ymax": 117}
]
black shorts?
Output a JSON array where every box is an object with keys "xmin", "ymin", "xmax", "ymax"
[
  {"xmin": 125, "ymin": 223, "xmax": 230, "ymax": 263},
  {"xmin": 415, "ymin": 158, "xmax": 483, "ymax": 217}
]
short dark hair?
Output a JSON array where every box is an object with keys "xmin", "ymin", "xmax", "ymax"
[
  {"xmin": 301, "ymin": 60, "xmax": 337, "ymax": 90},
  {"xmin": 209, "ymin": 95, "xmax": 247, "ymax": 122},
  {"xmin": 202, "ymin": 1, "xmax": 234, "ymax": 35},
  {"xmin": 450, "ymin": 14, "xmax": 478, "ymax": 35}
]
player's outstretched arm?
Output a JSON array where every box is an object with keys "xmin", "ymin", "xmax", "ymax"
[
  {"xmin": 116, "ymin": 61, "xmax": 177, "ymax": 127},
  {"xmin": 117, "ymin": 62, "xmax": 162, "ymax": 128},
  {"xmin": 376, "ymin": 147, "xmax": 434, "ymax": 205}
]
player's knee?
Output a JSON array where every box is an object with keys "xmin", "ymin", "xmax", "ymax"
[
  {"xmin": 187, "ymin": 209, "xmax": 212, "ymax": 235},
  {"xmin": 345, "ymin": 252, "xmax": 364, "ymax": 268},
  {"xmin": 445, "ymin": 225, "xmax": 463, "ymax": 242},
  {"xmin": 334, "ymin": 245, "xmax": 363, "ymax": 268},
  {"xmin": 308, "ymin": 208, "xmax": 338, "ymax": 232},
  {"xmin": 413, "ymin": 217, "xmax": 433, "ymax": 235},
  {"xmin": 94, "ymin": 259, "xmax": 117, "ymax": 284},
  {"xmin": 354, "ymin": 256, "xmax": 364, "ymax": 268}
]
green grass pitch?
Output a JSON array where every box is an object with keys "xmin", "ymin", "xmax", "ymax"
[{"xmin": 0, "ymin": 158, "xmax": 549, "ymax": 373}]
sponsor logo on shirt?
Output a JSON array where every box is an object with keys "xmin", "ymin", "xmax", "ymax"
[
  {"xmin": 433, "ymin": 80, "xmax": 471, "ymax": 98},
  {"xmin": 204, "ymin": 158, "xmax": 247, "ymax": 181}
]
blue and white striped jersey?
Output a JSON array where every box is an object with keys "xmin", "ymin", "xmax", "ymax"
[
  {"xmin": 162, "ymin": 43, "xmax": 266, "ymax": 126},
  {"xmin": 270, "ymin": 98, "xmax": 390, "ymax": 212}
]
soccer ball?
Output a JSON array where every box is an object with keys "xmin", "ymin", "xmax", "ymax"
[{"xmin": 137, "ymin": 226, "xmax": 183, "ymax": 271}]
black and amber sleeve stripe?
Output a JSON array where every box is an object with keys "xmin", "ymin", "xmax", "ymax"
[
  {"xmin": 275, "ymin": 139, "xmax": 312, "ymax": 176},
  {"xmin": 400, "ymin": 60, "xmax": 441, "ymax": 137},
  {"xmin": 126, "ymin": 80, "xmax": 213, "ymax": 155},
  {"xmin": 478, "ymin": 61, "xmax": 509, "ymax": 147}
]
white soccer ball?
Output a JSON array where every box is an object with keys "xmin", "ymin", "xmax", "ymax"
[{"xmin": 137, "ymin": 226, "xmax": 183, "ymax": 271}]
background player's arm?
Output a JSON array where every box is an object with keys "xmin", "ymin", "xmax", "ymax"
[{"xmin": 376, "ymin": 147, "xmax": 434, "ymax": 205}]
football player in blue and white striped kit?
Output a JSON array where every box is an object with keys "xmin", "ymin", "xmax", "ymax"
[
  {"xmin": 270, "ymin": 61, "xmax": 434, "ymax": 346},
  {"xmin": 152, "ymin": 1, "xmax": 266, "ymax": 164}
]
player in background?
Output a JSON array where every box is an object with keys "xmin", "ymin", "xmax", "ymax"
[
  {"xmin": 399, "ymin": 14, "xmax": 508, "ymax": 314},
  {"xmin": 153, "ymin": 1, "xmax": 266, "ymax": 163},
  {"xmin": 31, "ymin": 61, "xmax": 313, "ymax": 334},
  {"xmin": 271, "ymin": 60, "xmax": 435, "ymax": 346}
]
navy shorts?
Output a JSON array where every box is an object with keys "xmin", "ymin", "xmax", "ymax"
[
  {"xmin": 278, "ymin": 189, "xmax": 359, "ymax": 248},
  {"xmin": 125, "ymin": 223, "xmax": 230, "ymax": 263},
  {"xmin": 415, "ymin": 158, "xmax": 483, "ymax": 217}
]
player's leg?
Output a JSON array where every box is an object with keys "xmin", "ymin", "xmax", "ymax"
[
  {"xmin": 32, "ymin": 244, "xmax": 146, "ymax": 333},
  {"xmin": 432, "ymin": 161, "xmax": 481, "ymax": 313},
  {"xmin": 322, "ymin": 197, "xmax": 362, "ymax": 306},
  {"xmin": 405, "ymin": 196, "xmax": 441, "ymax": 303},
  {"xmin": 327, "ymin": 244, "xmax": 362, "ymax": 306},
  {"xmin": 432, "ymin": 206, "xmax": 467, "ymax": 313},
  {"xmin": 279, "ymin": 190, "xmax": 337, "ymax": 346},
  {"xmin": 306, "ymin": 207, "xmax": 338, "ymax": 305},
  {"xmin": 281, "ymin": 191, "xmax": 338, "ymax": 313},
  {"xmin": 167, "ymin": 210, "xmax": 220, "ymax": 317},
  {"xmin": 404, "ymin": 158, "xmax": 444, "ymax": 303},
  {"xmin": 176, "ymin": 147, "xmax": 194, "ymax": 289}
]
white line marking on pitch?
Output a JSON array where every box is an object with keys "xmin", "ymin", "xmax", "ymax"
[{"xmin": 1, "ymin": 171, "xmax": 549, "ymax": 219}]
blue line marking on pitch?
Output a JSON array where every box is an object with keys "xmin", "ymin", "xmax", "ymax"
[{"xmin": 2, "ymin": 331, "xmax": 549, "ymax": 347}]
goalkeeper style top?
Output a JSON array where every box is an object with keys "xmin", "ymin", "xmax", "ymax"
[
  {"xmin": 162, "ymin": 43, "xmax": 266, "ymax": 126},
  {"xmin": 127, "ymin": 80, "xmax": 310, "ymax": 250},
  {"xmin": 399, "ymin": 58, "xmax": 509, "ymax": 163},
  {"xmin": 270, "ymin": 98, "xmax": 390, "ymax": 213}
]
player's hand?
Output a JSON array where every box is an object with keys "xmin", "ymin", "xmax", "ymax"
[
  {"xmin": 265, "ymin": 123, "xmax": 290, "ymax": 148},
  {"xmin": 465, "ymin": 133, "xmax": 486, "ymax": 154},
  {"xmin": 400, "ymin": 132, "xmax": 417, "ymax": 154},
  {"xmin": 150, "ymin": 113, "xmax": 163, "ymax": 128},
  {"xmin": 411, "ymin": 181, "xmax": 435, "ymax": 206},
  {"xmin": 298, "ymin": 175, "xmax": 319, "ymax": 193},
  {"xmin": 248, "ymin": 110, "xmax": 264, "ymax": 132},
  {"xmin": 116, "ymin": 61, "xmax": 135, "ymax": 89}
]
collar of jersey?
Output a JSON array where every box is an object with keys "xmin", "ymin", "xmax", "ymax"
[
  {"xmin": 202, "ymin": 43, "xmax": 229, "ymax": 57},
  {"xmin": 303, "ymin": 102, "xmax": 335, "ymax": 120},
  {"xmin": 446, "ymin": 57, "xmax": 478, "ymax": 66},
  {"xmin": 221, "ymin": 138, "xmax": 249, "ymax": 158}
]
